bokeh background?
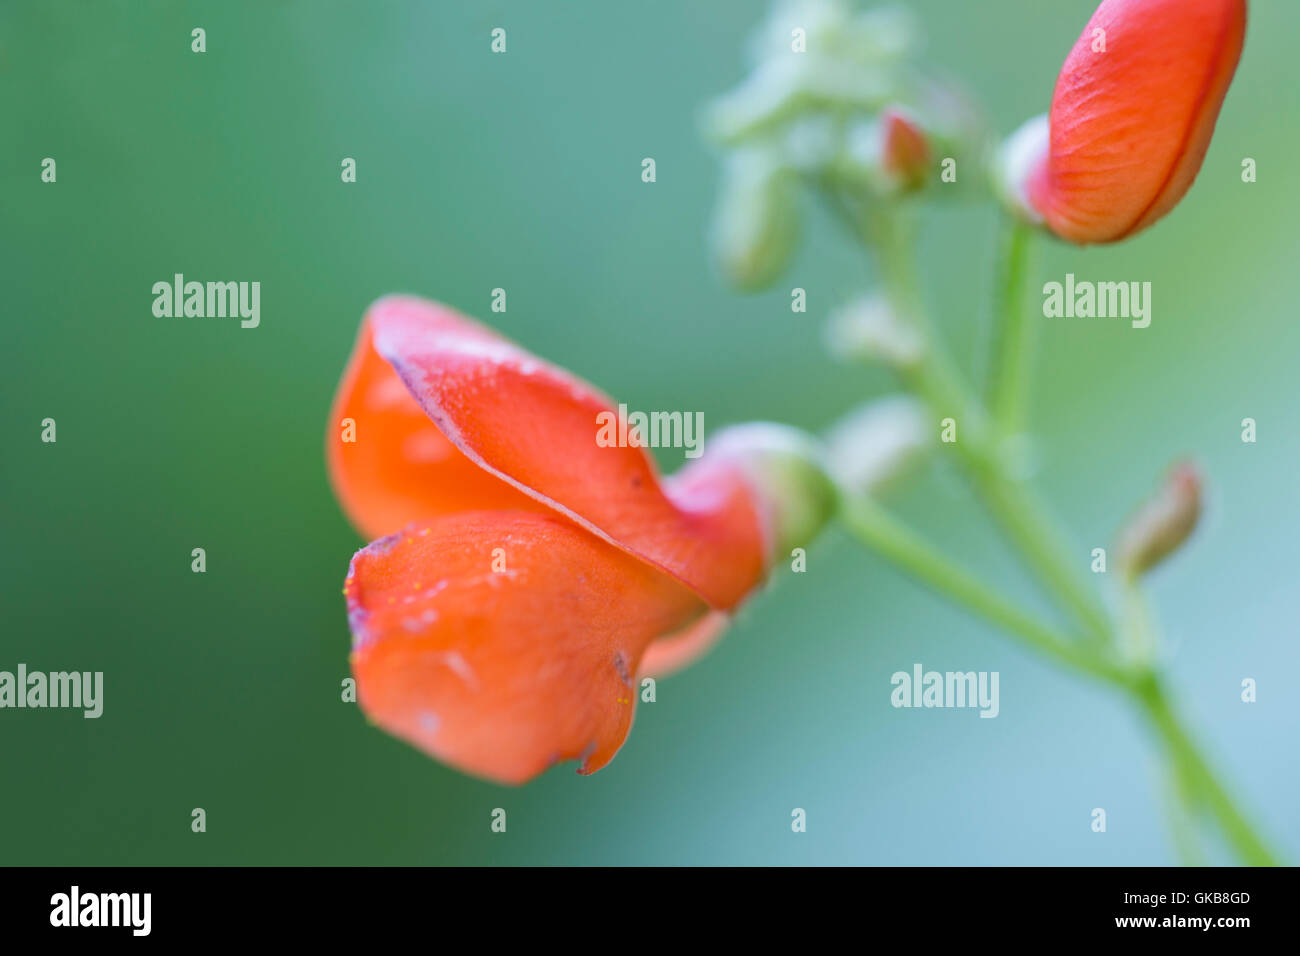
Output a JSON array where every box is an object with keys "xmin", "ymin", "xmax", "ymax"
[{"xmin": 2, "ymin": 0, "xmax": 1296, "ymax": 865}]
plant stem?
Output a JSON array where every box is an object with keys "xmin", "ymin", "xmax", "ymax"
[
  {"xmin": 988, "ymin": 219, "xmax": 1036, "ymax": 435},
  {"xmin": 840, "ymin": 492, "xmax": 1282, "ymax": 864},
  {"xmin": 1160, "ymin": 758, "xmax": 1208, "ymax": 867},
  {"xmin": 1135, "ymin": 674, "xmax": 1280, "ymax": 866},
  {"xmin": 965, "ymin": 466, "xmax": 1112, "ymax": 642},
  {"xmin": 1118, "ymin": 575, "xmax": 1158, "ymax": 666},
  {"xmin": 837, "ymin": 203, "xmax": 1282, "ymax": 865},
  {"xmin": 870, "ymin": 210, "xmax": 1111, "ymax": 641},
  {"xmin": 839, "ymin": 496, "xmax": 1124, "ymax": 684}
]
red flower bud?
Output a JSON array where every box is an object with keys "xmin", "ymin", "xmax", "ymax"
[
  {"xmin": 879, "ymin": 106, "xmax": 931, "ymax": 191},
  {"xmin": 1115, "ymin": 460, "xmax": 1203, "ymax": 577},
  {"xmin": 1025, "ymin": 0, "xmax": 1246, "ymax": 244}
]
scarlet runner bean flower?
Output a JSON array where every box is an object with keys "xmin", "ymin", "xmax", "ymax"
[
  {"xmin": 327, "ymin": 296, "xmax": 834, "ymax": 784},
  {"xmin": 1016, "ymin": 0, "xmax": 1247, "ymax": 244}
]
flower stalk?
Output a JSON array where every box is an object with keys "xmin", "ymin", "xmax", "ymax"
[
  {"xmin": 833, "ymin": 202, "xmax": 1279, "ymax": 866},
  {"xmin": 707, "ymin": 0, "xmax": 1273, "ymax": 867},
  {"xmin": 1136, "ymin": 674, "xmax": 1280, "ymax": 867},
  {"xmin": 987, "ymin": 219, "xmax": 1036, "ymax": 438},
  {"xmin": 866, "ymin": 206, "xmax": 1112, "ymax": 644},
  {"xmin": 838, "ymin": 495, "xmax": 1125, "ymax": 685}
]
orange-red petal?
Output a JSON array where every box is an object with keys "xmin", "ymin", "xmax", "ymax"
[
  {"xmin": 362, "ymin": 295, "xmax": 767, "ymax": 609},
  {"xmin": 638, "ymin": 611, "xmax": 730, "ymax": 678},
  {"xmin": 1027, "ymin": 0, "xmax": 1246, "ymax": 243},
  {"xmin": 346, "ymin": 510, "xmax": 708, "ymax": 784},
  {"xmin": 326, "ymin": 303, "xmax": 545, "ymax": 541}
]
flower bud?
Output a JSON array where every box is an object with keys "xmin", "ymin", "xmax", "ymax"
[
  {"xmin": 1115, "ymin": 461, "xmax": 1203, "ymax": 578},
  {"xmin": 845, "ymin": 106, "xmax": 932, "ymax": 194},
  {"xmin": 1023, "ymin": 0, "xmax": 1247, "ymax": 244},
  {"xmin": 702, "ymin": 423, "xmax": 837, "ymax": 561},
  {"xmin": 752, "ymin": 1, "xmax": 917, "ymax": 71},
  {"xmin": 704, "ymin": 1, "xmax": 920, "ymax": 149},
  {"xmin": 824, "ymin": 395, "xmax": 931, "ymax": 499},
  {"xmin": 824, "ymin": 292, "xmax": 925, "ymax": 368},
  {"xmin": 703, "ymin": 58, "xmax": 819, "ymax": 147},
  {"xmin": 711, "ymin": 149, "xmax": 800, "ymax": 292},
  {"xmin": 781, "ymin": 114, "xmax": 840, "ymax": 174},
  {"xmin": 879, "ymin": 107, "xmax": 931, "ymax": 191}
]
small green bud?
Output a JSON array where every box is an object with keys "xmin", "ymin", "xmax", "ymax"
[
  {"xmin": 824, "ymin": 395, "xmax": 931, "ymax": 498},
  {"xmin": 711, "ymin": 149, "xmax": 800, "ymax": 292},
  {"xmin": 824, "ymin": 292, "xmax": 925, "ymax": 367},
  {"xmin": 1115, "ymin": 461, "xmax": 1203, "ymax": 579},
  {"xmin": 707, "ymin": 423, "xmax": 837, "ymax": 561}
]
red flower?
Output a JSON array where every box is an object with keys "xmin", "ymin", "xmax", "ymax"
[
  {"xmin": 1026, "ymin": 0, "xmax": 1246, "ymax": 243},
  {"xmin": 328, "ymin": 296, "xmax": 830, "ymax": 783}
]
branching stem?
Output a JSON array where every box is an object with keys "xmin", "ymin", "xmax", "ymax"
[{"xmin": 832, "ymin": 202, "xmax": 1281, "ymax": 866}]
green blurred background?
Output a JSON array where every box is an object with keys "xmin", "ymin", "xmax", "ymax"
[{"xmin": 2, "ymin": 0, "xmax": 1296, "ymax": 865}]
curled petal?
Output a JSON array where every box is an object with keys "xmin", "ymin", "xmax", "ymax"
[
  {"xmin": 346, "ymin": 511, "xmax": 707, "ymax": 784},
  {"xmin": 327, "ymin": 305, "xmax": 543, "ymax": 541},
  {"xmin": 1027, "ymin": 0, "xmax": 1246, "ymax": 243},
  {"xmin": 363, "ymin": 295, "xmax": 767, "ymax": 609}
]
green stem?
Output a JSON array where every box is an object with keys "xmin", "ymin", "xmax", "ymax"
[
  {"xmin": 871, "ymin": 211, "xmax": 1110, "ymax": 641},
  {"xmin": 1118, "ymin": 574, "xmax": 1158, "ymax": 666},
  {"xmin": 1136, "ymin": 675, "xmax": 1279, "ymax": 866},
  {"xmin": 840, "ymin": 494, "xmax": 1282, "ymax": 864},
  {"xmin": 839, "ymin": 496, "xmax": 1124, "ymax": 684},
  {"xmin": 836, "ymin": 202, "xmax": 1281, "ymax": 865},
  {"xmin": 988, "ymin": 219, "xmax": 1036, "ymax": 435},
  {"xmin": 965, "ymin": 466, "xmax": 1112, "ymax": 643},
  {"xmin": 1160, "ymin": 759, "xmax": 1208, "ymax": 867}
]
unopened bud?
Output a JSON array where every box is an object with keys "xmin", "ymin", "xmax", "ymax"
[
  {"xmin": 705, "ymin": 423, "xmax": 837, "ymax": 561},
  {"xmin": 711, "ymin": 149, "xmax": 800, "ymax": 292},
  {"xmin": 1027, "ymin": 0, "xmax": 1245, "ymax": 244},
  {"xmin": 824, "ymin": 292, "xmax": 925, "ymax": 368},
  {"xmin": 704, "ymin": 57, "xmax": 811, "ymax": 146},
  {"xmin": 879, "ymin": 107, "xmax": 931, "ymax": 191},
  {"xmin": 843, "ymin": 106, "xmax": 931, "ymax": 196},
  {"xmin": 1115, "ymin": 461, "xmax": 1203, "ymax": 578},
  {"xmin": 782, "ymin": 115, "xmax": 840, "ymax": 173},
  {"xmin": 841, "ymin": 5, "xmax": 919, "ymax": 63},
  {"xmin": 824, "ymin": 395, "xmax": 931, "ymax": 498}
]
